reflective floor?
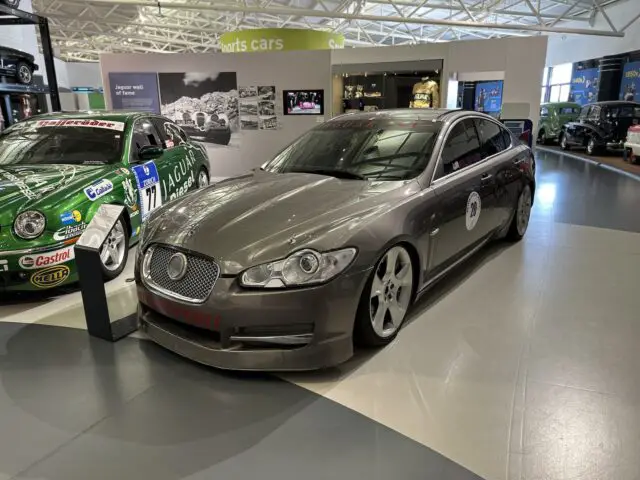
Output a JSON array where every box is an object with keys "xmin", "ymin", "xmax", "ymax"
[{"xmin": 0, "ymin": 150, "xmax": 639, "ymax": 480}]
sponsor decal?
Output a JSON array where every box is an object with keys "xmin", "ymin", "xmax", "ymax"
[
  {"xmin": 84, "ymin": 178, "xmax": 114, "ymax": 201},
  {"xmin": 122, "ymin": 177, "xmax": 137, "ymax": 208},
  {"xmin": 465, "ymin": 191, "xmax": 481, "ymax": 231},
  {"xmin": 116, "ymin": 168, "xmax": 131, "ymax": 176},
  {"xmin": 132, "ymin": 161, "xmax": 162, "ymax": 221},
  {"xmin": 0, "ymin": 259, "xmax": 7, "ymax": 272},
  {"xmin": 36, "ymin": 119, "xmax": 125, "ymax": 131},
  {"xmin": 162, "ymin": 150, "xmax": 197, "ymax": 201},
  {"xmin": 19, "ymin": 245, "xmax": 75, "ymax": 270},
  {"xmin": 60, "ymin": 210, "xmax": 82, "ymax": 225},
  {"xmin": 0, "ymin": 169, "xmax": 37, "ymax": 199},
  {"xmin": 30, "ymin": 265, "xmax": 71, "ymax": 289},
  {"xmin": 53, "ymin": 223, "xmax": 87, "ymax": 241}
]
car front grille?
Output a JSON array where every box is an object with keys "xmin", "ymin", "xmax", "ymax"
[{"xmin": 143, "ymin": 244, "xmax": 220, "ymax": 303}]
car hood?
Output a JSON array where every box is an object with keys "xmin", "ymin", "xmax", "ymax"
[
  {"xmin": 145, "ymin": 171, "xmax": 415, "ymax": 274},
  {"xmin": 0, "ymin": 164, "xmax": 111, "ymax": 225}
]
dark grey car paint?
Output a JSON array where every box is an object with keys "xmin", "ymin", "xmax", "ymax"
[{"xmin": 136, "ymin": 109, "xmax": 535, "ymax": 371}]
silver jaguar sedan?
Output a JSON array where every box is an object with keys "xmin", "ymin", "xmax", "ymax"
[{"xmin": 135, "ymin": 109, "xmax": 535, "ymax": 371}]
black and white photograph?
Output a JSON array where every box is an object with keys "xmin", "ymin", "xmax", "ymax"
[
  {"xmin": 259, "ymin": 115, "xmax": 279, "ymax": 130},
  {"xmin": 239, "ymin": 102, "xmax": 258, "ymax": 116},
  {"xmin": 240, "ymin": 115, "xmax": 259, "ymax": 130},
  {"xmin": 158, "ymin": 72, "xmax": 239, "ymax": 148},
  {"xmin": 239, "ymin": 86, "xmax": 258, "ymax": 99},
  {"xmin": 258, "ymin": 101, "xmax": 275, "ymax": 116},
  {"xmin": 258, "ymin": 85, "xmax": 276, "ymax": 101}
]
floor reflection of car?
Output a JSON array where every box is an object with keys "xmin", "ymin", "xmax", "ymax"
[
  {"xmin": 560, "ymin": 101, "xmax": 640, "ymax": 155},
  {"xmin": 174, "ymin": 111, "xmax": 231, "ymax": 146},
  {"xmin": 136, "ymin": 109, "xmax": 536, "ymax": 371}
]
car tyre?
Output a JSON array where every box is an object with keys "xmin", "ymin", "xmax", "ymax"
[
  {"xmin": 99, "ymin": 216, "xmax": 129, "ymax": 281},
  {"xmin": 354, "ymin": 245, "xmax": 415, "ymax": 347},
  {"xmin": 559, "ymin": 132, "xmax": 570, "ymax": 150},
  {"xmin": 506, "ymin": 184, "xmax": 533, "ymax": 242},
  {"xmin": 15, "ymin": 61, "xmax": 33, "ymax": 85},
  {"xmin": 586, "ymin": 137, "xmax": 598, "ymax": 156},
  {"xmin": 537, "ymin": 129, "xmax": 547, "ymax": 145},
  {"xmin": 196, "ymin": 167, "xmax": 209, "ymax": 189}
]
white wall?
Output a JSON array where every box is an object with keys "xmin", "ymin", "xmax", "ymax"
[
  {"xmin": 546, "ymin": 0, "xmax": 640, "ymax": 66},
  {"xmin": 0, "ymin": 0, "xmax": 38, "ymax": 56},
  {"xmin": 100, "ymin": 50, "xmax": 332, "ymax": 178},
  {"xmin": 66, "ymin": 62, "xmax": 103, "ymax": 88},
  {"xmin": 332, "ymin": 36, "xmax": 548, "ymax": 131}
]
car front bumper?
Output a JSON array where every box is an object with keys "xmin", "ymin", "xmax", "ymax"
[
  {"xmin": 0, "ymin": 241, "xmax": 78, "ymax": 292},
  {"xmin": 136, "ymin": 268, "xmax": 371, "ymax": 371},
  {"xmin": 605, "ymin": 140, "xmax": 626, "ymax": 151}
]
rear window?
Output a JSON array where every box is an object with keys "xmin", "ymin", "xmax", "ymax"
[
  {"xmin": 0, "ymin": 118, "xmax": 125, "ymax": 166},
  {"xmin": 605, "ymin": 106, "xmax": 640, "ymax": 119}
]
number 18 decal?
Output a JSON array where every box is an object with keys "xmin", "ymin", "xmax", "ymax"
[{"xmin": 132, "ymin": 161, "xmax": 163, "ymax": 222}]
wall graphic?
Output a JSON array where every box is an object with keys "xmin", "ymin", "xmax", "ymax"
[
  {"xmin": 569, "ymin": 67, "xmax": 599, "ymax": 106},
  {"xmin": 238, "ymin": 85, "xmax": 279, "ymax": 130},
  {"xmin": 619, "ymin": 61, "xmax": 640, "ymax": 102},
  {"xmin": 158, "ymin": 72, "xmax": 239, "ymax": 149},
  {"xmin": 475, "ymin": 81, "xmax": 503, "ymax": 113},
  {"xmin": 109, "ymin": 72, "xmax": 160, "ymax": 113}
]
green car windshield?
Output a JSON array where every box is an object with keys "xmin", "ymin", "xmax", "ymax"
[
  {"xmin": 0, "ymin": 119, "xmax": 125, "ymax": 166},
  {"xmin": 263, "ymin": 118, "xmax": 441, "ymax": 181}
]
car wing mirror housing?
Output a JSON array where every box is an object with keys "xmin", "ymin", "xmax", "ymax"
[{"xmin": 138, "ymin": 145, "xmax": 164, "ymax": 161}]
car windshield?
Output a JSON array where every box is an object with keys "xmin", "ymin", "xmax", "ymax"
[
  {"xmin": 0, "ymin": 118, "xmax": 125, "ymax": 166},
  {"xmin": 262, "ymin": 118, "xmax": 441, "ymax": 181}
]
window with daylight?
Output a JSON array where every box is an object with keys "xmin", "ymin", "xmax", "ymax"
[{"xmin": 544, "ymin": 63, "xmax": 573, "ymax": 103}]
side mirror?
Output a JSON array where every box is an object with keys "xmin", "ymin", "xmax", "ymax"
[{"xmin": 138, "ymin": 145, "xmax": 163, "ymax": 161}]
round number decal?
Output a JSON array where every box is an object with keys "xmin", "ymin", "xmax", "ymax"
[{"xmin": 466, "ymin": 191, "xmax": 481, "ymax": 231}]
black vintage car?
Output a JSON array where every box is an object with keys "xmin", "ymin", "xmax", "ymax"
[
  {"xmin": 0, "ymin": 46, "xmax": 38, "ymax": 85},
  {"xmin": 559, "ymin": 101, "xmax": 640, "ymax": 155},
  {"xmin": 0, "ymin": 0, "xmax": 21, "ymax": 8}
]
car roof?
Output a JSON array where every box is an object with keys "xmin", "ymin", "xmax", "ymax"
[
  {"xmin": 541, "ymin": 102, "xmax": 580, "ymax": 108},
  {"xmin": 330, "ymin": 108, "xmax": 460, "ymax": 123},
  {"xmin": 25, "ymin": 110, "xmax": 151, "ymax": 122},
  {"xmin": 587, "ymin": 101, "xmax": 640, "ymax": 107}
]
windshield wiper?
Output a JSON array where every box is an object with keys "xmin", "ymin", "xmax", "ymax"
[{"xmin": 286, "ymin": 167, "xmax": 366, "ymax": 180}]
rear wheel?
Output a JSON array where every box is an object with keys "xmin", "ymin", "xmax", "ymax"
[
  {"xmin": 196, "ymin": 168, "xmax": 209, "ymax": 188},
  {"xmin": 506, "ymin": 184, "xmax": 533, "ymax": 242},
  {"xmin": 99, "ymin": 216, "xmax": 129, "ymax": 281},
  {"xmin": 560, "ymin": 132, "xmax": 570, "ymax": 150},
  {"xmin": 16, "ymin": 61, "xmax": 33, "ymax": 85},
  {"xmin": 354, "ymin": 245, "xmax": 414, "ymax": 347}
]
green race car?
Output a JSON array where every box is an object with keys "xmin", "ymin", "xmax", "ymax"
[{"xmin": 0, "ymin": 111, "xmax": 211, "ymax": 292}]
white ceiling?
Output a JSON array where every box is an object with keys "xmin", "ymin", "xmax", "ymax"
[{"xmin": 28, "ymin": 0, "xmax": 633, "ymax": 62}]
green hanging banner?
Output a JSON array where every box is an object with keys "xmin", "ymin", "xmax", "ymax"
[{"xmin": 220, "ymin": 28, "xmax": 344, "ymax": 53}]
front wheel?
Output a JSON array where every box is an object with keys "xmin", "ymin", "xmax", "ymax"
[
  {"xmin": 537, "ymin": 129, "xmax": 547, "ymax": 145},
  {"xmin": 196, "ymin": 168, "xmax": 209, "ymax": 189},
  {"xmin": 506, "ymin": 184, "xmax": 533, "ymax": 242},
  {"xmin": 99, "ymin": 216, "xmax": 129, "ymax": 281},
  {"xmin": 560, "ymin": 133, "xmax": 570, "ymax": 150},
  {"xmin": 354, "ymin": 245, "xmax": 414, "ymax": 347},
  {"xmin": 586, "ymin": 137, "xmax": 598, "ymax": 156}
]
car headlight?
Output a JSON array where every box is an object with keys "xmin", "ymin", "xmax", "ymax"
[
  {"xmin": 14, "ymin": 210, "xmax": 46, "ymax": 240},
  {"xmin": 240, "ymin": 248, "xmax": 357, "ymax": 288}
]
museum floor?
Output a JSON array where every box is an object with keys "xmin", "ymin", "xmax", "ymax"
[{"xmin": 0, "ymin": 149, "xmax": 639, "ymax": 480}]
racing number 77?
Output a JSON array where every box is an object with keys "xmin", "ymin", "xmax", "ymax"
[{"xmin": 145, "ymin": 184, "xmax": 158, "ymax": 212}]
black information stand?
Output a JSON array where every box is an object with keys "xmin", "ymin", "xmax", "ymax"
[
  {"xmin": 0, "ymin": 2, "xmax": 60, "ymax": 111},
  {"xmin": 75, "ymin": 204, "xmax": 138, "ymax": 342}
]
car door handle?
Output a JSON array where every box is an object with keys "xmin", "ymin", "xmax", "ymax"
[{"xmin": 481, "ymin": 173, "xmax": 493, "ymax": 184}]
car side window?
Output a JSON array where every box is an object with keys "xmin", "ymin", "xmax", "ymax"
[
  {"xmin": 540, "ymin": 107, "xmax": 549, "ymax": 117},
  {"xmin": 437, "ymin": 119, "xmax": 482, "ymax": 179},
  {"xmin": 130, "ymin": 118, "xmax": 162, "ymax": 161},
  {"xmin": 587, "ymin": 106, "xmax": 601, "ymax": 121},
  {"xmin": 579, "ymin": 106, "xmax": 590, "ymax": 120},
  {"xmin": 151, "ymin": 118, "xmax": 184, "ymax": 148},
  {"xmin": 475, "ymin": 118, "xmax": 506, "ymax": 159},
  {"xmin": 501, "ymin": 127, "xmax": 513, "ymax": 149}
]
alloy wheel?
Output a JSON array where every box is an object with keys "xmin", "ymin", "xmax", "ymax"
[
  {"xmin": 369, "ymin": 246, "xmax": 413, "ymax": 338},
  {"xmin": 18, "ymin": 65, "xmax": 31, "ymax": 84},
  {"xmin": 516, "ymin": 185, "xmax": 532, "ymax": 236},
  {"xmin": 197, "ymin": 170, "xmax": 209, "ymax": 188},
  {"xmin": 99, "ymin": 221, "xmax": 126, "ymax": 272},
  {"xmin": 587, "ymin": 138, "xmax": 595, "ymax": 155}
]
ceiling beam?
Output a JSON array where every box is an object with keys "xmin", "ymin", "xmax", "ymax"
[{"xmin": 50, "ymin": 0, "xmax": 624, "ymax": 37}]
